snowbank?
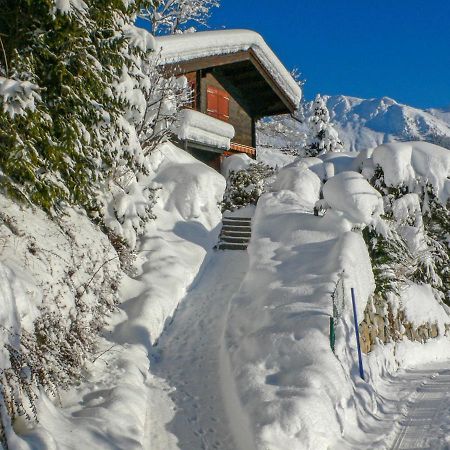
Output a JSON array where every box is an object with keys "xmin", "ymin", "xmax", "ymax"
[
  {"xmin": 270, "ymin": 161, "xmax": 322, "ymax": 207},
  {"xmin": 223, "ymin": 158, "xmax": 377, "ymax": 449},
  {"xmin": 373, "ymin": 141, "xmax": 450, "ymax": 203},
  {"xmin": 401, "ymin": 283, "xmax": 449, "ymax": 333},
  {"xmin": 323, "ymin": 171, "xmax": 384, "ymax": 226},
  {"xmin": 156, "ymin": 29, "xmax": 302, "ymax": 107},
  {"xmin": 221, "ymin": 153, "xmax": 253, "ymax": 177},
  {"xmin": 5, "ymin": 142, "xmax": 225, "ymax": 449},
  {"xmin": 223, "ymin": 142, "xmax": 450, "ymax": 449},
  {"xmin": 116, "ymin": 142, "xmax": 225, "ymax": 345},
  {"xmin": 174, "ymin": 108, "xmax": 235, "ymax": 150}
]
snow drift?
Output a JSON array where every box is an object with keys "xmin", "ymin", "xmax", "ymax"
[
  {"xmin": 223, "ymin": 141, "xmax": 450, "ymax": 449},
  {"xmin": 2, "ymin": 142, "xmax": 225, "ymax": 449}
]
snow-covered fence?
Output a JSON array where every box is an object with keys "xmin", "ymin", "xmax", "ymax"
[{"xmin": 330, "ymin": 272, "xmax": 345, "ymax": 353}]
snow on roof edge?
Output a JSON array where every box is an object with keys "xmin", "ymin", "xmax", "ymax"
[{"xmin": 155, "ymin": 29, "xmax": 302, "ymax": 109}]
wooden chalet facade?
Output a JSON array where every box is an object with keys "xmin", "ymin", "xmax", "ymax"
[{"xmin": 157, "ymin": 30, "xmax": 301, "ymax": 170}]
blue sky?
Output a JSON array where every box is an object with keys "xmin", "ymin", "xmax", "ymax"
[{"xmin": 203, "ymin": 0, "xmax": 450, "ymax": 109}]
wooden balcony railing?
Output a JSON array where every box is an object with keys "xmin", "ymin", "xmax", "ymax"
[{"xmin": 227, "ymin": 142, "xmax": 256, "ymax": 159}]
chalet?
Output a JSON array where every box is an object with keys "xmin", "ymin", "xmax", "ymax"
[{"xmin": 157, "ymin": 29, "xmax": 301, "ymax": 170}]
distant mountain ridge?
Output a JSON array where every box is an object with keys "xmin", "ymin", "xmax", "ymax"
[{"xmin": 323, "ymin": 95, "xmax": 450, "ymax": 151}]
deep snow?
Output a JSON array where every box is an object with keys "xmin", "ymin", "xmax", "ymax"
[
  {"xmin": 2, "ymin": 140, "xmax": 450, "ymax": 450},
  {"xmin": 1, "ymin": 143, "xmax": 226, "ymax": 449}
]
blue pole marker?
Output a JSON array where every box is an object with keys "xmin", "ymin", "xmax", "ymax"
[{"xmin": 351, "ymin": 287, "xmax": 365, "ymax": 380}]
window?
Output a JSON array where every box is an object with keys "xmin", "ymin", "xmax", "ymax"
[
  {"xmin": 184, "ymin": 73, "xmax": 197, "ymax": 110},
  {"xmin": 207, "ymin": 86, "xmax": 230, "ymax": 122}
]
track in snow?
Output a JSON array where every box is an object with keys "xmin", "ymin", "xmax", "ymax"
[
  {"xmin": 150, "ymin": 251, "xmax": 248, "ymax": 450},
  {"xmin": 390, "ymin": 363, "xmax": 450, "ymax": 450}
]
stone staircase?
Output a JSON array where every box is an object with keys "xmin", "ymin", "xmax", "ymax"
[{"xmin": 216, "ymin": 217, "xmax": 252, "ymax": 251}]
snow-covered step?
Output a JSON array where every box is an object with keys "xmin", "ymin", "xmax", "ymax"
[
  {"xmin": 222, "ymin": 221, "xmax": 251, "ymax": 228},
  {"xmin": 217, "ymin": 216, "xmax": 253, "ymax": 250},
  {"xmin": 220, "ymin": 236, "xmax": 250, "ymax": 244},
  {"xmin": 221, "ymin": 230, "xmax": 252, "ymax": 238},
  {"xmin": 223, "ymin": 216, "xmax": 252, "ymax": 222},
  {"xmin": 217, "ymin": 242, "xmax": 248, "ymax": 251},
  {"xmin": 221, "ymin": 225, "xmax": 251, "ymax": 232}
]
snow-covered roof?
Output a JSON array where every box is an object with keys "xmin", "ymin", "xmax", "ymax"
[{"xmin": 156, "ymin": 29, "xmax": 302, "ymax": 109}]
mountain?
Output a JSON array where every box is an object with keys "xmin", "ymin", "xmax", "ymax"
[
  {"xmin": 323, "ymin": 95, "xmax": 450, "ymax": 151},
  {"xmin": 257, "ymin": 95, "xmax": 450, "ymax": 155}
]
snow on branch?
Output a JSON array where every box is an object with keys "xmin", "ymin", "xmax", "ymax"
[
  {"xmin": 0, "ymin": 77, "xmax": 41, "ymax": 118},
  {"xmin": 140, "ymin": 0, "xmax": 220, "ymax": 35}
]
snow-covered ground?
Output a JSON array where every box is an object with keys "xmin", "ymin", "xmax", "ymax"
[
  {"xmin": 1, "ymin": 143, "xmax": 226, "ymax": 449},
  {"xmin": 221, "ymin": 142, "xmax": 450, "ymax": 449},
  {"xmin": 149, "ymin": 250, "xmax": 249, "ymax": 450},
  {"xmin": 2, "ymin": 140, "xmax": 450, "ymax": 450},
  {"xmin": 389, "ymin": 362, "xmax": 450, "ymax": 450}
]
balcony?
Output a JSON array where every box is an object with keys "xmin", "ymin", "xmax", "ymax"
[{"xmin": 226, "ymin": 142, "xmax": 256, "ymax": 159}]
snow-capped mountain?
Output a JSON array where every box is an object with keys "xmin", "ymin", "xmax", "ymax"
[{"xmin": 323, "ymin": 95, "xmax": 450, "ymax": 151}]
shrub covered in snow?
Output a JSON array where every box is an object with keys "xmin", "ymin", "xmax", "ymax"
[
  {"xmin": 364, "ymin": 163, "xmax": 450, "ymax": 305},
  {"xmin": 0, "ymin": 196, "xmax": 122, "ymax": 447},
  {"xmin": 221, "ymin": 161, "xmax": 276, "ymax": 212}
]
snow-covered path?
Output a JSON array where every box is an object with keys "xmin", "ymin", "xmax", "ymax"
[
  {"xmin": 149, "ymin": 250, "xmax": 248, "ymax": 450},
  {"xmin": 389, "ymin": 362, "xmax": 450, "ymax": 450}
]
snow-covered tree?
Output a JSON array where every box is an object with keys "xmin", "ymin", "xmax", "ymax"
[
  {"xmin": 140, "ymin": 0, "xmax": 220, "ymax": 35},
  {"xmin": 363, "ymin": 166, "xmax": 450, "ymax": 305},
  {"xmin": 256, "ymin": 70, "xmax": 307, "ymax": 156},
  {"xmin": 137, "ymin": 57, "xmax": 192, "ymax": 154},
  {"xmin": 304, "ymin": 95, "xmax": 344, "ymax": 156},
  {"xmin": 257, "ymin": 114, "xmax": 307, "ymax": 156},
  {"xmin": 0, "ymin": 0, "xmax": 157, "ymax": 211}
]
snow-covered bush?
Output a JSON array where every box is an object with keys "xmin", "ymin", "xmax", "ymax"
[
  {"xmin": 364, "ymin": 164, "xmax": 450, "ymax": 304},
  {"xmin": 221, "ymin": 161, "xmax": 275, "ymax": 212},
  {"xmin": 257, "ymin": 113, "xmax": 307, "ymax": 157},
  {"xmin": 0, "ymin": 196, "xmax": 122, "ymax": 448}
]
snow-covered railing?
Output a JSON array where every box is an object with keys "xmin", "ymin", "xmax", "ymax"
[
  {"xmin": 229, "ymin": 142, "xmax": 256, "ymax": 158},
  {"xmin": 174, "ymin": 108, "xmax": 235, "ymax": 150}
]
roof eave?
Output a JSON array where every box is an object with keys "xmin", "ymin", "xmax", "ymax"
[{"xmin": 160, "ymin": 50, "xmax": 298, "ymax": 115}]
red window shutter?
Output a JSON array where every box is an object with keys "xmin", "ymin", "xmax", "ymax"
[
  {"xmin": 207, "ymin": 86, "xmax": 230, "ymax": 122},
  {"xmin": 207, "ymin": 86, "xmax": 219, "ymax": 118},
  {"xmin": 218, "ymin": 93, "xmax": 230, "ymax": 121}
]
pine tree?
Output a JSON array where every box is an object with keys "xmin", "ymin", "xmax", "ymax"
[
  {"xmin": 421, "ymin": 186, "xmax": 450, "ymax": 304},
  {"xmin": 0, "ymin": 0, "xmax": 155, "ymax": 211},
  {"xmin": 304, "ymin": 95, "xmax": 343, "ymax": 157}
]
